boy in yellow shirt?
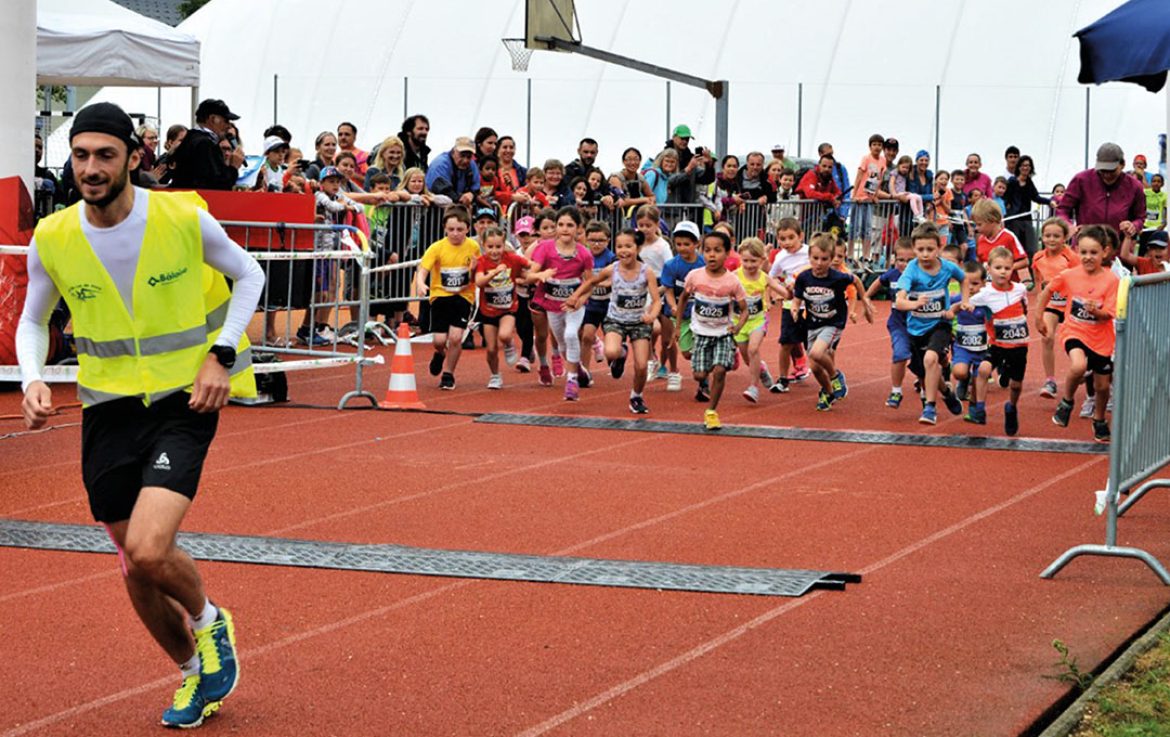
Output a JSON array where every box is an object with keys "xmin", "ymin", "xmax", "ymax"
[{"xmin": 415, "ymin": 206, "xmax": 480, "ymax": 389}]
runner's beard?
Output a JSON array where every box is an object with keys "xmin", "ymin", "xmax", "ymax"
[{"xmin": 80, "ymin": 164, "xmax": 130, "ymax": 210}]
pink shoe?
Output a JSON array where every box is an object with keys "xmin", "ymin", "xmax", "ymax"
[
  {"xmin": 538, "ymin": 365, "xmax": 553, "ymax": 386},
  {"xmin": 791, "ymin": 354, "xmax": 811, "ymax": 382},
  {"xmin": 551, "ymin": 353, "xmax": 565, "ymax": 378}
]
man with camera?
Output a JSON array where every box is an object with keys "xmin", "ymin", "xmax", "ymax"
[
  {"xmin": 660, "ymin": 124, "xmax": 716, "ymax": 190},
  {"xmin": 169, "ymin": 99, "xmax": 246, "ymax": 191}
]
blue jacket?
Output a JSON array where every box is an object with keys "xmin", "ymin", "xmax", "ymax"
[
  {"xmin": 907, "ymin": 170, "xmax": 935, "ymax": 203},
  {"xmin": 425, "ymin": 151, "xmax": 481, "ymax": 198}
]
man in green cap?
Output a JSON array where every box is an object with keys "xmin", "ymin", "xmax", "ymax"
[{"xmin": 660, "ymin": 124, "xmax": 714, "ymax": 187}]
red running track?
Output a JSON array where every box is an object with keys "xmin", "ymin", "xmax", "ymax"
[{"xmin": 1, "ymin": 303, "xmax": 1168, "ymax": 736}]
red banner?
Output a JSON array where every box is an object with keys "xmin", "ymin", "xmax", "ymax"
[{"xmin": 194, "ymin": 190, "xmax": 317, "ymax": 250}]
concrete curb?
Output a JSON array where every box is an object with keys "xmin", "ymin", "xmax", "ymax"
[{"xmin": 1038, "ymin": 605, "xmax": 1170, "ymax": 737}]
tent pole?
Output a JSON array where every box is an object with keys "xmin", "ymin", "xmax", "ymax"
[
  {"xmin": 797, "ymin": 83, "xmax": 803, "ymax": 158},
  {"xmin": 1084, "ymin": 88, "xmax": 1091, "ymax": 170},
  {"xmin": 403, "ymin": 77, "xmax": 409, "ymax": 119},
  {"xmin": 157, "ymin": 88, "xmax": 162, "ymax": 127},
  {"xmin": 190, "ymin": 87, "xmax": 199, "ymax": 125},
  {"xmin": 665, "ymin": 81, "xmax": 671, "ymax": 141},
  {"xmin": 715, "ymin": 81, "xmax": 729, "ymax": 160},
  {"xmin": 273, "ymin": 74, "xmax": 278, "ymax": 125}
]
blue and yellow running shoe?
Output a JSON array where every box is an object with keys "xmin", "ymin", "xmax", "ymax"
[
  {"xmin": 831, "ymin": 370, "xmax": 848, "ymax": 401},
  {"xmin": 194, "ymin": 607, "xmax": 239, "ymax": 703},
  {"xmin": 161, "ymin": 674, "xmax": 218, "ymax": 729}
]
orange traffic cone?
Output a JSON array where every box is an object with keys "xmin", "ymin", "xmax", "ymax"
[{"xmin": 380, "ymin": 323, "xmax": 426, "ymax": 410}]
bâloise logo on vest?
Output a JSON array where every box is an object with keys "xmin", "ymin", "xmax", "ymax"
[
  {"xmin": 147, "ymin": 267, "xmax": 189, "ymax": 287},
  {"xmin": 68, "ymin": 284, "xmax": 102, "ymax": 301}
]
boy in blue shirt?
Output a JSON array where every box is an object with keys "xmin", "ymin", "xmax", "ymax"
[
  {"xmin": 866, "ymin": 237, "xmax": 913, "ymax": 408},
  {"xmin": 660, "ymin": 221, "xmax": 706, "ymax": 395},
  {"xmin": 895, "ymin": 222, "xmax": 967, "ymax": 425}
]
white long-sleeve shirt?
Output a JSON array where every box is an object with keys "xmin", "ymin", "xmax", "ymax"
[{"xmin": 17, "ymin": 188, "xmax": 265, "ymax": 390}]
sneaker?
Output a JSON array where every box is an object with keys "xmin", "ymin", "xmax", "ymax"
[
  {"xmin": 487, "ymin": 374, "xmax": 503, "ymax": 390},
  {"xmin": 703, "ymin": 409, "xmax": 722, "ymax": 431},
  {"xmin": 577, "ymin": 367, "xmax": 592, "ymax": 389},
  {"xmin": 769, "ymin": 378, "xmax": 790, "ymax": 394},
  {"xmin": 941, "ymin": 388, "xmax": 964, "ymax": 416},
  {"xmin": 439, "ymin": 372, "xmax": 456, "ymax": 390},
  {"xmin": 504, "ymin": 342, "xmax": 519, "ymax": 367},
  {"xmin": 428, "ymin": 350, "xmax": 445, "ymax": 377},
  {"xmin": 515, "ymin": 357, "xmax": 532, "ymax": 373},
  {"xmin": 918, "ymin": 404, "xmax": 938, "ymax": 425},
  {"xmin": 629, "ymin": 395, "xmax": 649, "ymax": 414},
  {"xmin": 963, "ymin": 406, "xmax": 987, "ymax": 425},
  {"xmin": 592, "ymin": 337, "xmax": 605, "ymax": 363},
  {"xmin": 816, "ymin": 390, "xmax": 833, "ymax": 412},
  {"xmin": 609, "ymin": 348, "xmax": 627, "ymax": 380},
  {"xmin": 194, "ymin": 607, "xmax": 239, "ymax": 703},
  {"xmin": 538, "ymin": 365, "xmax": 553, "ymax": 387},
  {"xmin": 296, "ymin": 325, "xmax": 329, "ymax": 347},
  {"xmin": 998, "ymin": 370, "xmax": 1010, "ymax": 389},
  {"xmin": 551, "ymin": 353, "xmax": 565, "ymax": 378},
  {"xmin": 743, "ymin": 385, "xmax": 760, "ymax": 403},
  {"xmin": 655, "ymin": 363, "xmax": 669, "ymax": 380},
  {"xmin": 1053, "ymin": 398, "xmax": 1073, "ymax": 427},
  {"xmin": 647, "ymin": 357, "xmax": 659, "ymax": 378},
  {"xmin": 314, "ymin": 323, "xmax": 336, "ymax": 342},
  {"xmin": 1004, "ymin": 401, "xmax": 1019, "ymax": 437},
  {"xmin": 759, "ymin": 361, "xmax": 774, "ymax": 388},
  {"xmin": 886, "ymin": 390, "xmax": 903, "ymax": 409},
  {"xmin": 1079, "ymin": 396, "xmax": 1096, "ymax": 419},
  {"xmin": 695, "ymin": 380, "xmax": 711, "ymax": 403},
  {"xmin": 666, "ymin": 372, "xmax": 683, "ymax": 392},
  {"xmin": 792, "ymin": 363, "xmax": 811, "ymax": 382},
  {"xmin": 1039, "ymin": 379, "xmax": 1058, "ymax": 399},
  {"xmin": 161, "ymin": 674, "xmax": 216, "ymax": 729},
  {"xmin": 1093, "ymin": 419, "xmax": 1111, "ymax": 443},
  {"xmin": 564, "ymin": 379, "xmax": 579, "ymax": 401},
  {"xmin": 831, "ymin": 371, "xmax": 849, "ymax": 401}
]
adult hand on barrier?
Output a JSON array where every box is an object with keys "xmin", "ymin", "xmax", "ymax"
[
  {"xmin": 190, "ymin": 355, "xmax": 231, "ymax": 413},
  {"xmin": 21, "ymin": 381, "xmax": 54, "ymax": 430}
]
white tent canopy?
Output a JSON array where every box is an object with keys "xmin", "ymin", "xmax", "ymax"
[
  {"xmin": 78, "ymin": 0, "xmax": 1164, "ymax": 187},
  {"xmin": 37, "ymin": 0, "xmax": 199, "ymax": 87}
]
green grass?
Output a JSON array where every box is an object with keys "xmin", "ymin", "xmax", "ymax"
[{"xmin": 1071, "ymin": 630, "xmax": 1170, "ymax": 737}]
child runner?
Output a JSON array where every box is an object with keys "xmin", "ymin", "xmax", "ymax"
[
  {"xmin": 964, "ymin": 247, "xmax": 1030, "ymax": 435},
  {"xmin": 734, "ymin": 237, "xmax": 786, "ymax": 402},
  {"xmin": 474, "ymin": 226, "xmax": 548, "ymax": 389},
  {"xmin": 895, "ymin": 222, "xmax": 967, "ymax": 425},
  {"xmin": 512, "ymin": 216, "xmax": 538, "ymax": 373},
  {"xmin": 867, "ymin": 237, "xmax": 914, "ymax": 407},
  {"xmin": 1030, "ymin": 216, "xmax": 1078, "ymax": 397},
  {"xmin": 530, "ymin": 207, "xmax": 595, "ymax": 400},
  {"xmin": 415, "ymin": 205, "xmax": 480, "ymax": 390},
  {"xmin": 951, "ymin": 262, "xmax": 992, "ymax": 422},
  {"xmin": 791, "ymin": 234, "xmax": 873, "ymax": 411},
  {"xmin": 580, "ymin": 220, "xmax": 616, "ymax": 376},
  {"xmin": 676, "ymin": 230, "xmax": 749, "ymax": 430},
  {"xmin": 972, "ymin": 199, "xmax": 1029, "ymax": 281},
  {"xmin": 660, "ymin": 220, "xmax": 705, "ymax": 394},
  {"xmin": 767, "ymin": 217, "xmax": 813, "ymax": 392},
  {"xmin": 1119, "ymin": 227, "xmax": 1168, "ymax": 275},
  {"xmin": 576, "ymin": 228, "xmax": 662, "ymax": 414},
  {"xmin": 525, "ymin": 209, "xmax": 560, "ymax": 385},
  {"xmin": 1036, "ymin": 224, "xmax": 1119, "ymax": 443},
  {"xmin": 636, "ymin": 205, "xmax": 677, "ymax": 382}
]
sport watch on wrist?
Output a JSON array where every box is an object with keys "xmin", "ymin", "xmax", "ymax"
[{"xmin": 208, "ymin": 345, "xmax": 236, "ymax": 369}]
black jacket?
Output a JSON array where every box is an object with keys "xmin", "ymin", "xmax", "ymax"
[
  {"xmin": 168, "ymin": 129, "xmax": 238, "ymax": 190},
  {"xmin": 402, "ymin": 140, "xmax": 431, "ymax": 172}
]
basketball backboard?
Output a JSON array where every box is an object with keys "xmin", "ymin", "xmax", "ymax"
[{"xmin": 525, "ymin": 0, "xmax": 579, "ymax": 50}]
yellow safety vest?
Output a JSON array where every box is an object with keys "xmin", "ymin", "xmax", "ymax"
[{"xmin": 33, "ymin": 190, "xmax": 255, "ymax": 407}]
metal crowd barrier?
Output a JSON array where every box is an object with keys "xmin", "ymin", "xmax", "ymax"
[
  {"xmin": 1041, "ymin": 271, "xmax": 1170, "ymax": 584},
  {"xmin": 196, "ymin": 220, "xmax": 382, "ymax": 409}
]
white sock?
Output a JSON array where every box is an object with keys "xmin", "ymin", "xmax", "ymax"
[
  {"xmin": 630, "ymin": 390, "xmax": 641, "ymax": 399},
  {"xmin": 891, "ymin": 386, "xmax": 902, "ymax": 395},
  {"xmin": 179, "ymin": 653, "xmax": 201, "ymax": 678},
  {"xmin": 189, "ymin": 599, "xmax": 218, "ymax": 631}
]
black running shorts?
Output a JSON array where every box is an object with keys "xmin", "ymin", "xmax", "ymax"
[{"xmin": 81, "ymin": 392, "xmax": 219, "ymax": 523}]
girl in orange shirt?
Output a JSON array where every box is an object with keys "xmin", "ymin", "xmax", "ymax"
[{"xmin": 1029, "ymin": 217, "xmax": 1079, "ymax": 398}]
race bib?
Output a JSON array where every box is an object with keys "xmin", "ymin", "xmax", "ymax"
[
  {"xmin": 440, "ymin": 267, "xmax": 470, "ymax": 290},
  {"xmin": 591, "ymin": 284, "xmax": 612, "ymax": 301},
  {"xmin": 1049, "ymin": 290, "xmax": 1069, "ymax": 308},
  {"xmin": 484, "ymin": 286, "xmax": 514, "ymax": 310},
  {"xmin": 955, "ymin": 323, "xmax": 989, "ymax": 352},
  {"xmin": 993, "ymin": 315, "xmax": 1029, "ymax": 345},
  {"xmin": 692, "ymin": 294, "xmax": 732, "ymax": 329},
  {"xmin": 545, "ymin": 277, "xmax": 581, "ymax": 301},
  {"xmin": 613, "ymin": 290, "xmax": 647, "ymax": 311},
  {"xmin": 746, "ymin": 294, "xmax": 765, "ymax": 316},
  {"xmin": 1069, "ymin": 297, "xmax": 1099, "ymax": 323},
  {"xmin": 909, "ymin": 288, "xmax": 946, "ymax": 320}
]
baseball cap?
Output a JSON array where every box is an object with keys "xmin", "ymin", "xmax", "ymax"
[
  {"xmin": 672, "ymin": 220, "xmax": 701, "ymax": 241},
  {"xmin": 884, "ymin": 137, "xmax": 899, "ymax": 148},
  {"xmin": 513, "ymin": 216, "xmax": 535, "ymax": 236},
  {"xmin": 1095, "ymin": 142, "xmax": 1124, "ymax": 171},
  {"xmin": 672, "ymin": 124, "xmax": 692, "ymax": 139},
  {"xmin": 1134, "ymin": 154, "xmax": 1148, "ymax": 165},
  {"xmin": 454, "ymin": 136, "xmax": 475, "ymax": 153},
  {"xmin": 318, "ymin": 166, "xmax": 343, "ymax": 181},
  {"xmin": 263, "ymin": 135, "xmax": 289, "ymax": 154},
  {"xmin": 474, "ymin": 207, "xmax": 498, "ymax": 222},
  {"xmin": 771, "ymin": 143, "xmax": 787, "ymax": 152},
  {"xmin": 69, "ymin": 102, "xmax": 140, "ymax": 151},
  {"xmin": 194, "ymin": 98, "xmax": 239, "ymax": 121},
  {"xmin": 1148, "ymin": 230, "xmax": 1169, "ymax": 249}
]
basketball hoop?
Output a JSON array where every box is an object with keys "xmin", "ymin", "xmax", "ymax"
[{"xmin": 502, "ymin": 38, "xmax": 534, "ymax": 72}]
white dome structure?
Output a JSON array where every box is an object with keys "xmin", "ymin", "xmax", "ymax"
[{"xmin": 79, "ymin": 0, "xmax": 1166, "ymax": 187}]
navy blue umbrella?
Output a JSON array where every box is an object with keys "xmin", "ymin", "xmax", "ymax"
[{"xmin": 1076, "ymin": 0, "xmax": 1170, "ymax": 92}]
